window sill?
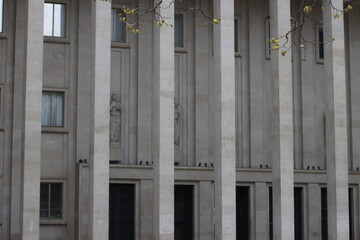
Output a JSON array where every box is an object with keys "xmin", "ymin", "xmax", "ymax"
[
  {"xmin": 40, "ymin": 220, "xmax": 67, "ymax": 226},
  {"xmin": 111, "ymin": 42, "xmax": 130, "ymax": 48},
  {"xmin": 175, "ymin": 47, "xmax": 187, "ymax": 53},
  {"xmin": 42, "ymin": 127, "xmax": 68, "ymax": 133},
  {"xmin": 44, "ymin": 37, "xmax": 70, "ymax": 44}
]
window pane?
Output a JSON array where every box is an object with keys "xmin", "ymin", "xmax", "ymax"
[
  {"xmin": 0, "ymin": 0, "xmax": 3, "ymax": 33},
  {"xmin": 319, "ymin": 27, "xmax": 324, "ymax": 59},
  {"xmin": 175, "ymin": 15, "xmax": 183, "ymax": 47},
  {"xmin": 44, "ymin": 3, "xmax": 54, "ymax": 36},
  {"xmin": 53, "ymin": 4, "xmax": 66, "ymax": 37},
  {"xmin": 40, "ymin": 183, "xmax": 49, "ymax": 218},
  {"xmin": 50, "ymin": 92, "xmax": 64, "ymax": 127},
  {"xmin": 42, "ymin": 92, "xmax": 51, "ymax": 126},
  {"xmin": 234, "ymin": 19, "xmax": 238, "ymax": 52},
  {"xmin": 50, "ymin": 183, "xmax": 62, "ymax": 218},
  {"xmin": 112, "ymin": 9, "xmax": 126, "ymax": 42}
]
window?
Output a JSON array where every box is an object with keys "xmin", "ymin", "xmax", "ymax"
[
  {"xmin": 265, "ymin": 17, "xmax": 271, "ymax": 59},
  {"xmin": 234, "ymin": 19, "xmax": 239, "ymax": 53},
  {"xmin": 109, "ymin": 184, "xmax": 135, "ymax": 240},
  {"xmin": 175, "ymin": 14, "xmax": 184, "ymax": 48},
  {"xmin": 111, "ymin": 9, "xmax": 126, "ymax": 42},
  {"xmin": 40, "ymin": 182, "xmax": 63, "ymax": 219},
  {"xmin": 316, "ymin": 25, "xmax": 324, "ymax": 62},
  {"xmin": 42, "ymin": 91, "xmax": 64, "ymax": 127},
  {"xmin": 44, "ymin": 3, "xmax": 66, "ymax": 37},
  {"xmin": 0, "ymin": 0, "xmax": 3, "ymax": 33}
]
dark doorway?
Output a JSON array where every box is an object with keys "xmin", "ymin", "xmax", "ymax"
[
  {"xmin": 175, "ymin": 185, "xmax": 194, "ymax": 240},
  {"xmin": 294, "ymin": 187, "xmax": 303, "ymax": 240},
  {"xmin": 109, "ymin": 183, "xmax": 135, "ymax": 240},
  {"xmin": 236, "ymin": 186, "xmax": 250, "ymax": 240},
  {"xmin": 321, "ymin": 188, "xmax": 328, "ymax": 240}
]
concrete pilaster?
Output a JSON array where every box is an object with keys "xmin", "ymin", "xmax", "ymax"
[
  {"xmin": 255, "ymin": 182, "xmax": 268, "ymax": 239},
  {"xmin": 21, "ymin": 1, "xmax": 44, "ymax": 239},
  {"xmin": 199, "ymin": 181, "xmax": 214, "ymax": 240},
  {"xmin": 152, "ymin": 0, "xmax": 175, "ymax": 239},
  {"xmin": 323, "ymin": 0, "xmax": 350, "ymax": 239},
  {"xmin": 269, "ymin": 0, "xmax": 295, "ymax": 239},
  {"xmin": 213, "ymin": 0, "xmax": 236, "ymax": 238},
  {"xmin": 137, "ymin": 0, "xmax": 153, "ymax": 164},
  {"xmin": 89, "ymin": 1, "xmax": 111, "ymax": 240},
  {"xmin": 308, "ymin": 184, "xmax": 321, "ymax": 240},
  {"xmin": 195, "ymin": 0, "xmax": 210, "ymax": 166},
  {"xmin": 140, "ymin": 180, "xmax": 154, "ymax": 240}
]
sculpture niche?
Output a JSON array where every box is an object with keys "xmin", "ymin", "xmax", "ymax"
[{"xmin": 110, "ymin": 93, "xmax": 121, "ymax": 144}]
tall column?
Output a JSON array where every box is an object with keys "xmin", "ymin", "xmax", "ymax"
[
  {"xmin": 213, "ymin": 0, "xmax": 236, "ymax": 238},
  {"xmin": 152, "ymin": 0, "xmax": 174, "ymax": 239},
  {"xmin": 269, "ymin": 0, "xmax": 294, "ymax": 239},
  {"xmin": 323, "ymin": 0, "xmax": 349, "ymax": 239},
  {"xmin": 22, "ymin": 0, "xmax": 44, "ymax": 239},
  {"xmin": 10, "ymin": 0, "xmax": 44, "ymax": 239},
  {"xmin": 89, "ymin": 1, "xmax": 111, "ymax": 240}
]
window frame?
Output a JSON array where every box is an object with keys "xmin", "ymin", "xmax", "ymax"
[
  {"xmin": 316, "ymin": 24, "xmax": 324, "ymax": 64},
  {"xmin": 41, "ymin": 88, "xmax": 67, "ymax": 133},
  {"xmin": 265, "ymin": 17, "xmax": 271, "ymax": 60},
  {"xmin": 111, "ymin": 2, "xmax": 132, "ymax": 48},
  {"xmin": 174, "ymin": 12, "xmax": 187, "ymax": 52},
  {"xmin": 109, "ymin": 180, "xmax": 140, "ymax": 239},
  {"xmin": 0, "ymin": 85, "xmax": 4, "ymax": 130},
  {"xmin": 111, "ymin": 8, "xmax": 127, "ymax": 44},
  {"xmin": 0, "ymin": 0, "xmax": 5, "ymax": 36},
  {"xmin": 44, "ymin": 0, "xmax": 69, "ymax": 43},
  {"xmin": 234, "ymin": 17, "xmax": 241, "ymax": 56},
  {"xmin": 40, "ymin": 180, "xmax": 67, "ymax": 225}
]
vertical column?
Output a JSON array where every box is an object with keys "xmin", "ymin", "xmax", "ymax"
[
  {"xmin": 199, "ymin": 181, "xmax": 214, "ymax": 240},
  {"xmin": 213, "ymin": 0, "xmax": 236, "ymax": 238},
  {"xmin": 21, "ymin": 1, "xmax": 44, "ymax": 239},
  {"xmin": 323, "ymin": 0, "xmax": 350, "ymax": 239},
  {"xmin": 255, "ymin": 182, "xmax": 268, "ymax": 239},
  {"xmin": 152, "ymin": 0, "xmax": 174, "ymax": 239},
  {"xmin": 137, "ymin": 0, "xmax": 153, "ymax": 164},
  {"xmin": 269, "ymin": 0, "xmax": 294, "ymax": 239},
  {"xmin": 308, "ymin": 184, "xmax": 321, "ymax": 240},
  {"xmin": 140, "ymin": 180, "xmax": 154, "ymax": 240},
  {"xmin": 89, "ymin": 1, "xmax": 111, "ymax": 240},
  {"xmin": 195, "ymin": 0, "xmax": 210, "ymax": 166}
]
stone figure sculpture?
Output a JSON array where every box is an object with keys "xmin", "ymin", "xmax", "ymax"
[
  {"xmin": 110, "ymin": 93, "xmax": 121, "ymax": 144},
  {"xmin": 174, "ymin": 101, "xmax": 181, "ymax": 146}
]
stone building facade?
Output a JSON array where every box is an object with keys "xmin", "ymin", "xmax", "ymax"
[{"xmin": 0, "ymin": 0, "xmax": 359, "ymax": 239}]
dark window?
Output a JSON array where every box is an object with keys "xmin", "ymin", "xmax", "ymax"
[
  {"xmin": 42, "ymin": 91, "xmax": 64, "ymax": 127},
  {"xmin": 318, "ymin": 27, "xmax": 324, "ymax": 59},
  {"xmin": 175, "ymin": 14, "xmax": 184, "ymax": 48},
  {"xmin": 0, "ymin": 0, "xmax": 3, "ymax": 33},
  {"xmin": 175, "ymin": 185, "xmax": 193, "ymax": 240},
  {"xmin": 44, "ymin": 3, "xmax": 66, "ymax": 37},
  {"xmin": 234, "ymin": 19, "xmax": 239, "ymax": 53},
  {"xmin": 40, "ymin": 183, "xmax": 63, "ymax": 219},
  {"xmin": 236, "ymin": 186, "xmax": 250, "ymax": 240},
  {"xmin": 294, "ymin": 187, "xmax": 303, "ymax": 240},
  {"xmin": 321, "ymin": 188, "xmax": 328, "ymax": 240},
  {"xmin": 109, "ymin": 184, "xmax": 135, "ymax": 240},
  {"xmin": 111, "ymin": 9, "xmax": 126, "ymax": 42},
  {"xmin": 349, "ymin": 188, "xmax": 354, "ymax": 240}
]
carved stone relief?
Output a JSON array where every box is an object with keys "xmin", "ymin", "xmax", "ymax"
[
  {"xmin": 110, "ymin": 93, "xmax": 121, "ymax": 144},
  {"xmin": 174, "ymin": 100, "xmax": 181, "ymax": 146}
]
